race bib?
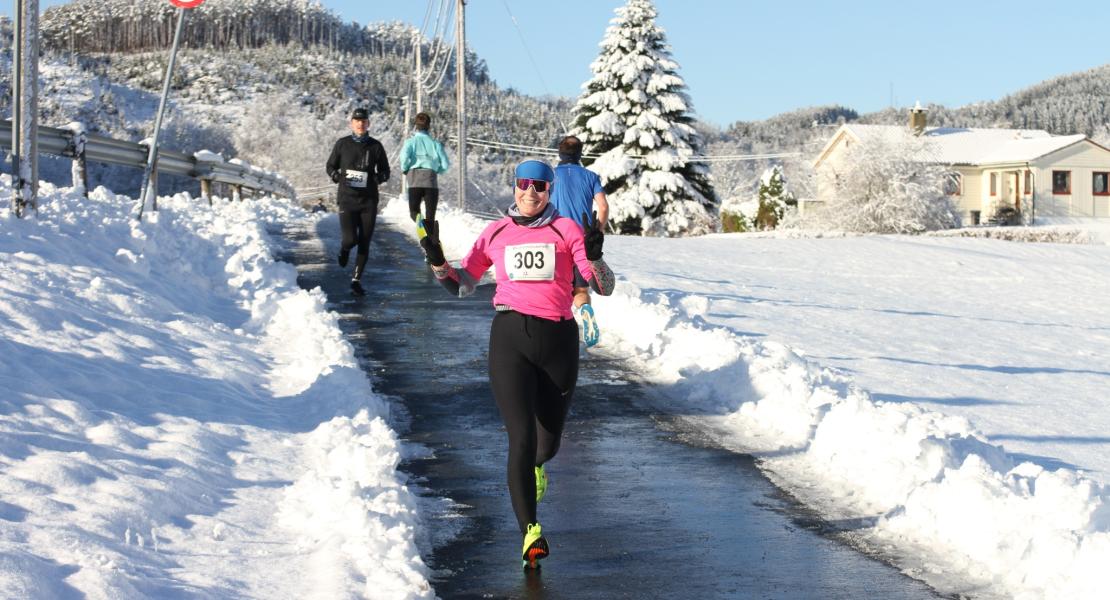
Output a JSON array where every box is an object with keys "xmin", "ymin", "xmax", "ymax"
[
  {"xmin": 345, "ymin": 170, "xmax": 368, "ymax": 188},
  {"xmin": 505, "ymin": 243, "xmax": 555, "ymax": 281}
]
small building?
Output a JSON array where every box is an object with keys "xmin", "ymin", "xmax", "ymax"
[{"xmin": 811, "ymin": 105, "xmax": 1110, "ymax": 224}]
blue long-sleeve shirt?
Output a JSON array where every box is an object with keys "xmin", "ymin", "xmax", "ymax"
[{"xmin": 400, "ymin": 131, "xmax": 451, "ymax": 183}]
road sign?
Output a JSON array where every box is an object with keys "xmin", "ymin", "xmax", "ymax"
[{"xmin": 169, "ymin": 0, "xmax": 205, "ymax": 8}]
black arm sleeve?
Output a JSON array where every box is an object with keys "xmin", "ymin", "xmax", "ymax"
[
  {"xmin": 434, "ymin": 273, "xmax": 461, "ymax": 295},
  {"xmin": 326, "ymin": 140, "xmax": 342, "ymax": 182},
  {"xmin": 375, "ymin": 141, "xmax": 391, "ymax": 182}
]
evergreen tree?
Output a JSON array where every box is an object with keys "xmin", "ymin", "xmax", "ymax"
[
  {"xmin": 571, "ymin": 0, "xmax": 716, "ymax": 236},
  {"xmin": 753, "ymin": 165, "xmax": 794, "ymax": 230}
]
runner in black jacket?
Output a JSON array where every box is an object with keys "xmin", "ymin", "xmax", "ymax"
[{"xmin": 325, "ymin": 107, "xmax": 391, "ymax": 295}]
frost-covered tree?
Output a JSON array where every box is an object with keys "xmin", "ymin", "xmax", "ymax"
[
  {"xmin": 572, "ymin": 0, "xmax": 716, "ymax": 236},
  {"xmin": 717, "ymin": 165, "xmax": 794, "ymax": 232},
  {"xmin": 803, "ymin": 138, "xmax": 959, "ymax": 234},
  {"xmin": 753, "ymin": 165, "xmax": 794, "ymax": 230},
  {"xmin": 717, "ymin": 195, "xmax": 755, "ymax": 233}
]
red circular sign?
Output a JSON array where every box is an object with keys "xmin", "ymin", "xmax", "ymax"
[{"xmin": 169, "ymin": 0, "xmax": 205, "ymax": 7}]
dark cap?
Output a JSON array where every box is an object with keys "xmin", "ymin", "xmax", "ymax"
[{"xmin": 350, "ymin": 108, "xmax": 369, "ymax": 120}]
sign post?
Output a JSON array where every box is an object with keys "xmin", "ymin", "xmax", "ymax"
[{"xmin": 135, "ymin": 0, "xmax": 205, "ymax": 220}]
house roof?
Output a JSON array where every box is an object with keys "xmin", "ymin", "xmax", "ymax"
[{"xmin": 816, "ymin": 124, "xmax": 1089, "ymax": 167}]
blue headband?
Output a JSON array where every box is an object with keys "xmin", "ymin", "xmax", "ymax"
[{"xmin": 514, "ymin": 160, "xmax": 555, "ymax": 182}]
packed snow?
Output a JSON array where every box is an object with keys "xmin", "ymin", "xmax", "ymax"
[{"xmin": 2, "ymin": 175, "xmax": 1108, "ymax": 599}]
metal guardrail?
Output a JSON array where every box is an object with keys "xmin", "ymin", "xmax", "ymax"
[{"xmin": 1, "ymin": 120, "xmax": 295, "ymax": 200}]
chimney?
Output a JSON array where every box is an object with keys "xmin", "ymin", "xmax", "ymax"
[{"xmin": 909, "ymin": 101, "xmax": 927, "ymax": 136}]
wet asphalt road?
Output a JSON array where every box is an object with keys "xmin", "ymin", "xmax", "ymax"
[{"xmin": 278, "ymin": 219, "xmax": 945, "ymax": 600}]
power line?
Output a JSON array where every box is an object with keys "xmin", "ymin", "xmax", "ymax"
[
  {"xmin": 452, "ymin": 136, "xmax": 801, "ymax": 162},
  {"xmin": 418, "ymin": 0, "xmax": 437, "ymax": 37},
  {"xmin": 501, "ymin": 0, "xmax": 569, "ymax": 133},
  {"xmin": 422, "ymin": 36, "xmax": 456, "ymax": 94},
  {"xmin": 420, "ymin": 0, "xmax": 455, "ymax": 88}
]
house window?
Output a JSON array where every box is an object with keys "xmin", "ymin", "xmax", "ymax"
[
  {"xmin": 944, "ymin": 173, "xmax": 962, "ymax": 196},
  {"xmin": 1024, "ymin": 170, "xmax": 1032, "ymax": 195},
  {"xmin": 1052, "ymin": 170, "xmax": 1071, "ymax": 195},
  {"xmin": 1094, "ymin": 172, "xmax": 1110, "ymax": 196},
  {"xmin": 990, "ymin": 173, "xmax": 998, "ymax": 196}
]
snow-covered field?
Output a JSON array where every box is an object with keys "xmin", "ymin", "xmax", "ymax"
[{"xmin": 2, "ymin": 179, "xmax": 1107, "ymax": 599}]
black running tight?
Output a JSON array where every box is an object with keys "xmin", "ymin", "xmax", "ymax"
[
  {"xmin": 488, "ymin": 310, "xmax": 579, "ymax": 533},
  {"xmin": 407, "ymin": 187, "xmax": 439, "ymax": 224},
  {"xmin": 339, "ymin": 205, "xmax": 378, "ymax": 278}
]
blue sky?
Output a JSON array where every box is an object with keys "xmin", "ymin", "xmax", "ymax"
[{"xmin": 6, "ymin": 0, "xmax": 1109, "ymax": 126}]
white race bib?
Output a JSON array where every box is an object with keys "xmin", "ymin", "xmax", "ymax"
[
  {"xmin": 505, "ymin": 243, "xmax": 555, "ymax": 281},
  {"xmin": 345, "ymin": 170, "xmax": 368, "ymax": 188}
]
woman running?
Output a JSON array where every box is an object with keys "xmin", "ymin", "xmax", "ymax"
[{"xmin": 418, "ymin": 159, "xmax": 614, "ymax": 568}]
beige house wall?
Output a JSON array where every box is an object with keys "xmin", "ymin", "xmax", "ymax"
[
  {"xmin": 814, "ymin": 131, "xmax": 854, "ymax": 202},
  {"xmin": 948, "ymin": 167, "xmax": 983, "ymax": 224},
  {"xmin": 1029, "ymin": 142, "xmax": 1110, "ymax": 218}
]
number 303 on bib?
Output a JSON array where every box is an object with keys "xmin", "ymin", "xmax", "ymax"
[{"xmin": 505, "ymin": 243, "xmax": 556, "ymax": 281}]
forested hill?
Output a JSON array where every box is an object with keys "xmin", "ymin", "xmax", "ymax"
[
  {"xmin": 42, "ymin": 0, "xmax": 464, "ymax": 63},
  {"xmin": 710, "ymin": 65, "xmax": 1110, "ymax": 200},
  {"xmin": 858, "ymin": 64, "xmax": 1110, "ymax": 138}
]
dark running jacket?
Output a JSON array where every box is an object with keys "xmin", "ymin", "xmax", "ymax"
[{"xmin": 325, "ymin": 135, "xmax": 391, "ymax": 211}]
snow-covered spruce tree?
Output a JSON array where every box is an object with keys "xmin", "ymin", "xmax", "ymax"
[
  {"xmin": 753, "ymin": 165, "xmax": 795, "ymax": 230},
  {"xmin": 805, "ymin": 138, "xmax": 959, "ymax": 233},
  {"xmin": 572, "ymin": 0, "xmax": 716, "ymax": 236}
]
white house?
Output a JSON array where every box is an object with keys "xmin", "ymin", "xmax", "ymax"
[{"xmin": 812, "ymin": 107, "xmax": 1110, "ymax": 224}]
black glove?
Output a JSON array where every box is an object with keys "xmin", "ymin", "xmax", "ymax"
[
  {"xmin": 376, "ymin": 171, "xmax": 389, "ymax": 185},
  {"xmin": 583, "ymin": 211, "xmax": 604, "ymax": 260},
  {"xmin": 420, "ymin": 219, "xmax": 447, "ymax": 267},
  {"xmin": 331, "ymin": 170, "xmax": 342, "ymax": 184}
]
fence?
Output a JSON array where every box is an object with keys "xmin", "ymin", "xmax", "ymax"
[{"xmin": 1, "ymin": 119, "xmax": 296, "ymax": 204}]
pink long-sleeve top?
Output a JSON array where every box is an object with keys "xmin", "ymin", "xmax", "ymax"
[{"xmin": 460, "ymin": 215, "xmax": 594, "ymax": 321}]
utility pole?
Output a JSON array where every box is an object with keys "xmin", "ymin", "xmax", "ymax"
[
  {"xmin": 400, "ymin": 94, "xmax": 411, "ymax": 197},
  {"xmin": 11, "ymin": 0, "xmax": 39, "ymax": 218},
  {"xmin": 456, "ymin": 0, "xmax": 467, "ymax": 212},
  {"xmin": 414, "ymin": 31, "xmax": 423, "ymax": 115}
]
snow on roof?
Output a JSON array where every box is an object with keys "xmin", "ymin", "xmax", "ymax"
[{"xmin": 837, "ymin": 124, "xmax": 1087, "ymax": 165}]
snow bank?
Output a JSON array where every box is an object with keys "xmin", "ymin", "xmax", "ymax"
[
  {"xmin": 926, "ymin": 225, "xmax": 1096, "ymax": 244},
  {"xmin": 0, "ymin": 178, "xmax": 432, "ymax": 598},
  {"xmin": 590, "ymin": 280, "xmax": 1109, "ymax": 600}
]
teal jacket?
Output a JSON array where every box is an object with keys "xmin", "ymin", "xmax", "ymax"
[{"xmin": 400, "ymin": 131, "xmax": 451, "ymax": 174}]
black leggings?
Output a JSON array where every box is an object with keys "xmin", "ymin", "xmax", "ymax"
[
  {"xmin": 407, "ymin": 187, "xmax": 439, "ymax": 223},
  {"xmin": 339, "ymin": 205, "xmax": 378, "ymax": 279},
  {"xmin": 488, "ymin": 310, "xmax": 579, "ymax": 533}
]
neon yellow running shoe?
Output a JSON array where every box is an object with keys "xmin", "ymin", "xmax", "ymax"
[
  {"xmin": 535, "ymin": 465, "xmax": 547, "ymax": 503},
  {"xmin": 522, "ymin": 522, "xmax": 549, "ymax": 569},
  {"xmin": 415, "ymin": 213, "xmax": 427, "ymax": 240}
]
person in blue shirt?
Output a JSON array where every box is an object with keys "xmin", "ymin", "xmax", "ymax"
[
  {"xmin": 400, "ymin": 112, "xmax": 451, "ymax": 224},
  {"xmin": 550, "ymin": 135, "xmax": 609, "ymax": 346}
]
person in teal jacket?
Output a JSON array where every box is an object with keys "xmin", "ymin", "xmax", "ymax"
[{"xmin": 400, "ymin": 112, "xmax": 451, "ymax": 224}]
